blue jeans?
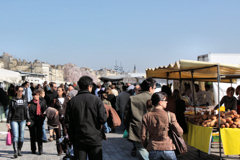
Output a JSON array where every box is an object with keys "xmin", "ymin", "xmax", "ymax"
[
  {"xmin": 42, "ymin": 119, "xmax": 47, "ymax": 141},
  {"xmin": 134, "ymin": 142, "xmax": 149, "ymax": 160},
  {"xmin": 10, "ymin": 120, "xmax": 26, "ymax": 142},
  {"xmin": 103, "ymin": 122, "xmax": 111, "ymax": 133},
  {"xmin": 149, "ymin": 150, "xmax": 177, "ymax": 160}
]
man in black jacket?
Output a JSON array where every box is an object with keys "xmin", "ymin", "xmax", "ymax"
[
  {"xmin": 44, "ymin": 82, "xmax": 57, "ymax": 107},
  {"xmin": 65, "ymin": 76, "xmax": 107, "ymax": 160}
]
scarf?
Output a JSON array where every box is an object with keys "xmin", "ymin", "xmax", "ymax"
[{"xmin": 33, "ymin": 99, "xmax": 41, "ymax": 116}]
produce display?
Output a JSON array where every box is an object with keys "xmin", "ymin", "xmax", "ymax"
[
  {"xmin": 184, "ymin": 106, "xmax": 212, "ymax": 115},
  {"xmin": 188, "ymin": 110, "xmax": 240, "ymax": 128}
]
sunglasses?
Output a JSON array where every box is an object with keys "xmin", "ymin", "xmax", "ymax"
[
  {"xmin": 18, "ymin": 90, "xmax": 24, "ymax": 92},
  {"xmin": 161, "ymin": 99, "xmax": 168, "ymax": 102}
]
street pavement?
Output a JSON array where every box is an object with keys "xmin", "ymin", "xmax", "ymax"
[
  {"xmin": 0, "ymin": 122, "xmax": 239, "ymax": 160},
  {"xmin": 0, "ymin": 122, "xmax": 138, "ymax": 160}
]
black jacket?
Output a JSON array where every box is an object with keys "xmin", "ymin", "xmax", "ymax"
[
  {"xmin": 28, "ymin": 99, "xmax": 47, "ymax": 124},
  {"xmin": 0, "ymin": 88, "xmax": 9, "ymax": 107},
  {"xmin": 65, "ymin": 90, "xmax": 107, "ymax": 146},
  {"xmin": 214, "ymin": 96, "xmax": 237, "ymax": 111},
  {"xmin": 7, "ymin": 97, "xmax": 30, "ymax": 123},
  {"xmin": 44, "ymin": 90, "xmax": 57, "ymax": 107},
  {"xmin": 40, "ymin": 97, "xmax": 47, "ymax": 109},
  {"xmin": 175, "ymin": 99, "xmax": 187, "ymax": 133}
]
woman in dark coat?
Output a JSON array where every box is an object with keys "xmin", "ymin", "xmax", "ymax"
[
  {"xmin": 106, "ymin": 88, "xmax": 117, "ymax": 111},
  {"xmin": 173, "ymin": 89, "xmax": 188, "ymax": 133},
  {"xmin": 28, "ymin": 89, "xmax": 46, "ymax": 155},
  {"xmin": 7, "ymin": 86, "xmax": 31, "ymax": 158},
  {"xmin": 53, "ymin": 87, "xmax": 69, "ymax": 137}
]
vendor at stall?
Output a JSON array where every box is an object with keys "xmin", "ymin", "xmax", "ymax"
[
  {"xmin": 214, "ymin": 87, "xmax": 237, "ymax": 111},
  {"xmin": 235, "ymin": 85, "xmax": 240, "ymax": 114}
]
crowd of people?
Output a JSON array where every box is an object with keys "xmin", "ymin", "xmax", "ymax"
[
  {"xmin": 1, "ymin": 76, "xmax": 239, "ymax": 160},
  {"xmin": 0, "ymin": 78, "xmax": 139, "ymax": 159}
]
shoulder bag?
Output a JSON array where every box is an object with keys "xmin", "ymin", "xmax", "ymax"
[{"xmin": 168, "ymin": 112, "xmax": 187, "ymax": 155}]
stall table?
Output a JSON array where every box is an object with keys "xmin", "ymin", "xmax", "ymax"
[{"xmin": 187, "ymin": 122, "xmax": 240, "ymax": 156}]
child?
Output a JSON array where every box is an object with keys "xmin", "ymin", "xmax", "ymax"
[{"xmin": 44, "ymin": 107, "xmax": 63, "ymax": 156}]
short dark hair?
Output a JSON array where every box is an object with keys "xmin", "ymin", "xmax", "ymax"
[
  {"xmin": 236, "ymin": 85, "xmax": 240, "ymax": 95},
  {"xmin": 68, "ymin": 84, "xmax": 74, "ymax": 87},
  {"xmin": 16, "ymin": 86, "xmax": 24, "ymax": 91},
  {"xmin": 140, "ymin": 77, "xmax": 156, "ymax": 91},
  {"xmin": 151, "ymin": 92, "xmax": 168, "ymax": 106},
  {"xmin": 15, "ymin": 86, "xmax": 24, "ymax": 97},
  {"xmin": 22, "ymin": 82, "xmax": 28, "ymax": 87},
  {"xmin": 227, "ymin": 87, "xmax": 235, "ymax": 95},
  {"xmin": 122, "ymin": 85, "xmax": 127, "ymax": 91},
  {"xmin": 50, "ymin": 82, "xmax": 56, "ymax": 88},
  {"xmin": 205, "ymin": 84, "xmax": 210, "ymax": 90},
  {"xmin": 32, "ymin": 89, "xmax": 41, "ymax": 96},
  {"xmin": 78, "ymin": 76, "xmax": 93, "ymax": 90},
  {"xmin": 161, "ymin": 85, "xmax": 172, "ymax": 96}
]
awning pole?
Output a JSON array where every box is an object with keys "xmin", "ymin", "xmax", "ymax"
[
  {"xmin": 179, "ymin": 71, "xmax": 182, "ymax": 94},
  {"xmin": 167, "ymin": 72, "xmax": 169, "ymax": 86},
  {"xmin": 217, "ymin": 65, "xmax": 222, "ymax": 160},
  {"xmin": 191, "ymin": 70, "xmax": 196, "ymax": 114}
]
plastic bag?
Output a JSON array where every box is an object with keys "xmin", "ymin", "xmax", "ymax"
[{"xmin": 6, "ymin": 129, "xmax": 12, "ymax": 146}]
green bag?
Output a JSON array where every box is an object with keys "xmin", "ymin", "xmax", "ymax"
[{"xmin": 122, "ymin": 129, "xmax": 128, "ymax": 138}]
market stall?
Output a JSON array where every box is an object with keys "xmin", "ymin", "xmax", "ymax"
[
  {"xmin": 187, "ymin": 122, "xmax": 240, "ymax": 155},
  {"xmin": 99, "ymin": 76, "xmax": 124, "ymax": 83},
  {"xmin": 0, "ymin": 68, "xmax": 22, "ymax": 84},
  {"xmin": 146, "ymin": 59, "xmax": 240, "ymax": 159},
  {"xmin": 187, "ymin": 110, "xmax": 240, "ymax": 156}
]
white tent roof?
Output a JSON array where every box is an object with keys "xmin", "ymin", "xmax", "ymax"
[
  {"xmin": 0, "ymin": 69, "xmax": 22, "ymax": 83},
  {"xmin": 146, "ymin": 59, "xmax": 240, "ymax": 83}
]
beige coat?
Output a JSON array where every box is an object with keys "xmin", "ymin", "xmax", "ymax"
[
  {"xmin": 141, "ymin": 108, "xmax": 183, "ymax": 151},
  {"xmin": 127, "ymin": 91, "xmax": 152, "ymax": 142}
]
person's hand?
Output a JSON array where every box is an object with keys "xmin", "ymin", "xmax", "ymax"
[
  {"xmin": 27, "ymin": 122, "xmax": 31, "ymax": 126},
  {"xmin": 56, "ymin": 111, "xmax": 59, "ymax": 115},
  {"xmin": 6, "ymin": 123, "xmax": 10, "ymax": 130}
]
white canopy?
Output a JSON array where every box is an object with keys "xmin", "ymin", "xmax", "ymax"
[
  {"xmin": 0, "ymin": 69, "xmax": 22, "ymax": 83},
  {"xmin": 146, "ymin": 59, "xmax": 240, "ymax": 83}
]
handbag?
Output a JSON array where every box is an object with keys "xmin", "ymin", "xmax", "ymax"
[
  {"xmin": 109, "ymin": 107, "xmax": 121, "ymax": 127},
  {"xmin": 168, "ymin": 112, "xmax": 187, "ymax": 155},
  {"xmin": 6, "ymin": 129, "xmax": 12, "ymax": 146}
]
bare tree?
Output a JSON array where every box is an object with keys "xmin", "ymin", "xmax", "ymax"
[{"xmin": 63, "ymin": 63, "xmax": 98, "ymax": 83}]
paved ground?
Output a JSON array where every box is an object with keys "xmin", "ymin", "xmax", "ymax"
[{"xmin": 0, "ymin": 122, "xmax": 239, "ymax": 160}]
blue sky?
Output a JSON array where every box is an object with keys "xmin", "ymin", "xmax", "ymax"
[{"xmin": 1, "ymin": 0, "xmax": 240, "ymax": 72}]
